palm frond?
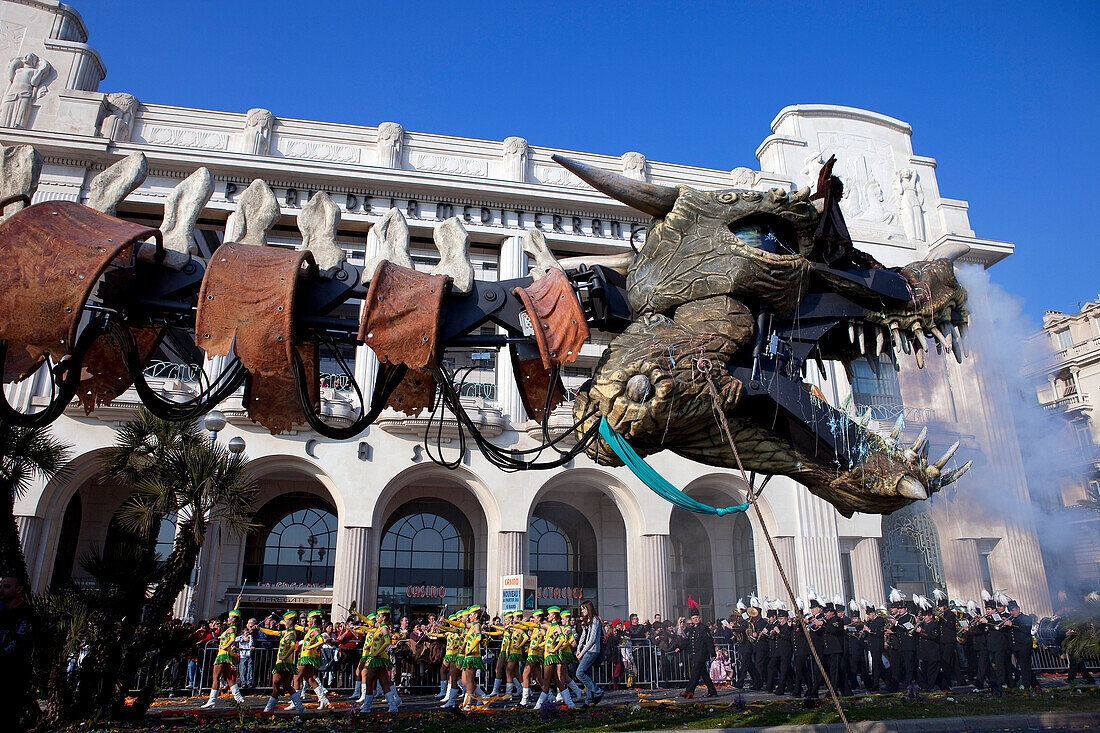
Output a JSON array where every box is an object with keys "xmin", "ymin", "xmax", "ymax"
[{"xmin": 0, "ymin": 421, "xmax": 72, "ymax": 500}]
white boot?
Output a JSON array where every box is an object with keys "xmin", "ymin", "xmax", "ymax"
[
  {"xmin": 359, "ymin": 693, "xmax": 374, "ymax": 713},
  {"xmin": 513, "ymin": 677, "xmax": 522, "ymax": 697},
  {"xmin": 283, "ymin": 701, "xmax": 296, "ymax": 710},
  {"xmin": 505, "ymin": 681, "xmax": 513, "ymax": 697},
  {"xmin": 568, "ymin": 680, "xmax": 583, "ymax": 700},
  {"xmin": 263, "ymin": 696, "xmax": 277, "ymax": 712},
  {"xmin": 555, "ymin": 690, "xmax": 564, "ymax": 703},
  {"xmin": 349, "ymin": 681, "xmax": 362, "ymax": 700},
  {"xmin": 441, "ymin": 687, "xmax": 459, "ymax": 708},
  {"xmin": 475, "ymin": 685, "xmax": 487, "ymax": 699},
  {"xmin": 436, "ymin": 680, "xmax": 448, "ymax": 699},
  {"xmin": 290, "ymin": 691, "xmax": 305, "ymax": 713},
  {"xmin": 386, "ymin": 689, "xmax": 400, "ymax": 713},
  {"xmin": 357, "ymin": 684, "xmax": 367, "ymax": 703},
  {"xmin": 490, "ymin": 678, "xmax": 501, "ymax": 696},
  {"xmin": 314, "ymin": 685, "xmax": 329, "ymax": 710},
  {"xmin": 533, "ymin": 691, "xmax": 548, "ymax": 710},
  {"xmin": 230, "ymin": 684, "xmax": 244, "ymax": 704},
  {"xmin": 520, "ymin": 686, "xmax": 530, "ymax": 706},
  {"xmin": 200, "ymin": 689, "xmax": 217, "ymax": 709},
  {"xmin": 460, "ymin": 692, "xmax": 473, "ymax": 711},
  {"xmin": 560, "ymin": 687, "xmax": 576, "ymax": 709}
]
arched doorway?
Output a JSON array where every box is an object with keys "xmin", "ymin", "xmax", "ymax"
[
  {"xmin": 242, "ymin": 492, "xmax": 338, "ymax": 587},
  {"xmin": 670, "ymin": 509, "xmax": 714, "ymax": 621},
  {"xmin": 880, "ymin": 503, "xmax": 944, "ymax": 598},
  {"xmin": 48, "ymin": 491, "xmax": 82, "ymax": 587},
  {"xmin": 378, "ymin": 498, "xmax": 475, "ymax": 613},
  {"xmin": 730, "ymin": 512, "xmax": 757, "ymax": 602},
  {"xmin": 528, "ymin": 501, "xmax": 598, "ymax": 608}
]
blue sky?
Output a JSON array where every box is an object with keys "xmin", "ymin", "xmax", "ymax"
[{"xmin": 80, "ymin": 1, "xmax": 1098, "ymax": 321}]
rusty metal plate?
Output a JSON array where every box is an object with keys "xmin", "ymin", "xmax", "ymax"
[
  {"xmin": 384, "ymin": 368, "xmax": 436, "ymax": 416},
  {"xmin": 78, "ymin": 327, "xmax": 161, "ymax": 414},
  {"xmin": 512, "ymin": 269, "xmax": 590, "ymax": 370},
  {"xmin": 510, "ymin": 345, "xmax": 564, "ymax": 422},
  {"xmin": 244, "ymin": 344, "xmax": 319, "ymax": 434},
  {"xmin": 195, "ymin": 242, "xmax": 315, "ymax": 433},
  {"xmin": 359, "ymin": 261, "xmax": 448, "ymax": 369},
  {"xmin": 0, "ymin": 201, "xmax": 160, "ymax": 379}
]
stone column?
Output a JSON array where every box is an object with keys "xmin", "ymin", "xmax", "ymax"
[
  {"xmin": 332, "ymin": 525, "xmax": 374, "ymax": 614},
  {"xmin": 15, "ymin": 515, "xmax": 42, "ymax": 586},
  {"xmin": 753, "ymin": 533, "xmax": 798, "ymax": 605},
  {"xmin": 630, "ymin": 534, "xmax": 671, "ymax": 619},
  {"xmin": 495, "ymin": 236, "xmax": 527, "ymax": 422},
  {"xmin": 497, "ymin": 530, "xmax": 527, "ymax": 577},
  {"xmin": 850, "ymin": 537, "xmax": 886, "ymax": 607},
  {"xmin": 792, "ymin": 487, "xmax": 843, "ymax": 598},
  {"xmin": 189, "ymin": 519, "xmax": 223, "ymax": 619},
  {"xmin": 941, "ymin": 537, "xmax": 984, "ymax": 603}
]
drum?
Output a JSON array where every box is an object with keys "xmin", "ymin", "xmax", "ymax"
[{"xmin": 1034, "ymin": 616, "xmax": 1063, "ymax": 650}]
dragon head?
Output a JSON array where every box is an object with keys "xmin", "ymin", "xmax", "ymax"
[{"xmin": 554, "ymin": 155, "xmax": 971, "ymax": 517}]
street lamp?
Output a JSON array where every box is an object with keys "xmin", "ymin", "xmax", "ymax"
[
  {"xmin": 227, "ymin": 435, "xmax": 246, "ymax": 455},
  {"xmin": 203, "ymin": 410, "xmax": 226, "ymax": 447}
]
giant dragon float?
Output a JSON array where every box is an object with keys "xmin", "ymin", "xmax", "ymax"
[{"xmin": 0, "ymin": 147, "xmax": 970, "ymax": 518}]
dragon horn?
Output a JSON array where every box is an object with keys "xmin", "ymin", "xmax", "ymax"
[{"xmin": 551, "ymin": 154, "xmax": 678, "ymax": 217}]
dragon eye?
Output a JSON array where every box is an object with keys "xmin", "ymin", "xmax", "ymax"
[
  {"xmin": 626, "ymin": 374, "xmax": 653, "ymax": 402},
  {"xmin": 717, "ymin": 191, "xmax": 738, "ymax": 203}
]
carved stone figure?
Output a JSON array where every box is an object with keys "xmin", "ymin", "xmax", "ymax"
[
  {"xmin": 430, "ymin": 217, "xmax": 473, "ymax": 294},
  {"xmin": 502, "ymin": 136, "xmax": 529, "ymax": 182},
  {"xmin": 0, "ymin": 143, "xmax": 40, "ymax": 222},
  {"xmin": 863, "ymin": 177, "xmax": 896, "ymax": 225},
  {"xmin": 377, "ymin": 122, "xmax": 404, "ymax": 168},
  {"xmin": 555, "ymin": 155, "xmax": 972, "ymax": 517},
  {"xmin": 98, "ymin": 92, "xmax": 139, "ymax": 142},
  {"xmin": 621, "ymin": 152, "xmax": 648, "ymax": 181},
  {"xmin": 85, "ymin": 151, "xmax": 147, "ymax": 217},
  {"xmin": 799, "ymin": 150, "xmax": 824, "ymax": 184},
  {"xmin": 362, "ymin": 207, "xmax": 411, "ymax": 283},
  {"xmin": 239, "ymin": 108, "xmax": 274, "ymax": 156},
  {"xmin": 894, "ymin": 167, "xmax": 926, "ymax": 241},
  {"xmin": 160, "ymin": 167, "xmax": 214, "ymax": 268},
  {"xmin": 226, "ymin": 179, "xmax": 280, "ymax": 246},
  {"xmin": 0, "ymin": 53, "xmax": 50, "ymax": 129},
  {"xmin": 729, "ymin": 167, "xmax": 759, "ymax": 188}
]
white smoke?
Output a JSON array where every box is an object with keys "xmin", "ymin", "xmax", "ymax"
[{"xmin": 928, "ymin": 265, "xmax": 1093, "ymax": 593}]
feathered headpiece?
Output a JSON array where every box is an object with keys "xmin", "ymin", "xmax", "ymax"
[
  {"xmin": 795, "ymin": 596, "xmax": 805, "ymax": 611},
  {"xmin": 860, "ymin": 598, "xmax": 873, "ymax": 610},
  {"xmin": 932, "ymin": 588, "xmax": 947, "ymax": 602},
  {"xmin": 994, "ymin": 591, "xmax": 1010, "ymax": 606},
  {"xmin": 966, "ymin": 600, "xmax": 980, "ymax": 617},
  {"xmin": 775, "ymin": 599, "xmax": 787, "ymax": 610},
  {"xmin": 832, "ymin": 594, "xmax": 843, "ymax": 607},
  {"xmin": 749, "ymin": 593, "xmax": 761, "ymax": 609},
  {"xmin": 915, "ymin": 595, "xmax": 933, "ymax": 611},
  {"xmin": 687, "ymin": 595, "xmax": 700, "ymax": 612},
  {"xmin": 848, "ymin": 599, "xmax": 859, "ymax": 612},
  {"xmin": 736, "ymin": 599, "xmax": 746, "ymax": 611},
  {"xmin": 980, "ymin": 589, "xmax": 992, "ymax": 602},
  {"xmin": 889, "ymin": 587, "xmax": 905, "ymax": 603},
  {"xmin": 1086, "ymin": 591, "xmax": 1100, "ymax": 604}
]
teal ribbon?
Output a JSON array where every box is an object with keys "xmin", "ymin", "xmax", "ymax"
[{"xmin": 598, "ymin": 417, "xmax": 749, "ymax": 516}]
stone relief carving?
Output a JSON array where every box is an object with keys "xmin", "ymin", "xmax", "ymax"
[
  {"xmin": 377, "ymin": 122, "xmax": 404, "ymax": 168},
  {"xmin": 894, "ymin": 167, "xmax": 926, "ymax": 241},
  {"xmin": 238, "ymin": 107, "xmax": 274, "ymax": 156},
  {"xmin": 799, "ymin": 150, "xmax": 824, "ymax": 185},
  {"xmin": 0, "ymin": 23, "xmax": 27, "ymax": 58},
  {"xmin": 502, "ymin": 136, "xmax": 529, "ymax": 182},
  {"xmin": 146, "ymin": 125, "xmax": 229, "ymax": 151},
  {"xmin": 621, "ymin": 152, "xmax": 648, "ymax": 181},
  {"xmin": 98, "ymin": 92, "xmax": 139, "ymax": 142},
  {"xmin": 729, "ymin": 167, "xmax": 760, "ymax": 189},
  {"xmin": 534, "ymin": 165, "xmax": 585, "ymax": 188},
  {"xmin": 0, "ymin": 53, "xmax": 50, "ymax": 129},
  {"xmin": 282, "ymin": 139, "xmax": 359, "ymax": 163},
  {"xmin": 410, "ymin": 152, "xmax": 488, "ymax": 177},
  {"xmin": 807, "ymin": 133, "xmax": 906, "ymax": 237}
]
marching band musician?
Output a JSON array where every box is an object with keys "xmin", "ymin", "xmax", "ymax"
[
  {"xmin": 914, "ymin": 601, "xmax": 944, "ymax": 691},
  {"xmin": 804, "ymin": 598, "xmax": 828, "ymax": 699},
  {"xmin": 1004, "ymin": 600, "xmax": 1039, "ymax": 689},
  {"xmin": 935, "ymin": 595, "xmax": 958, "ymax": 689},
  {"xmin": 864, "ymin": 604, "xmax": 889, "ymax": 692},
  {"xmin": 764, "ymin": 608, "xmax": 794, "ymax": 696},
  {"xmin": 982, "ymin": 596, "xmax": 1009, "ymax": 693},
  {"xmin": 746, "ymin": 598, "xmax": 767, "ymax": 690},
  {"xmin": 790, "ymin": 598, "xmax": 814, "ymax": 698},
  {"xmin": 730, "ymin": 602, "xmax": 753, "ymax": 690}
]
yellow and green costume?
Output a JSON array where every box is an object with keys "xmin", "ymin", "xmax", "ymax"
[
  {"xmin": 213, "ymin": 625, "xmax": 239, "ymax": 666},
  {"xmin": 298, "ymin": 627, "xmax": 324, "ymax": 668},
  {"xmin": 543, "ymin": 621, "xmax": 564, "ymax": 665},
  {"xmin": 524, "ymin": 620, "xmax": 545, "ymax": 666},
  {"xmin": 458, "ymin": 624, "xmax": 485, "ymax": 670},
  {"xmin": 259, "ymin": 626, "xmax": 299, "ymax": 675},
  {"xmin": 507, "ymin": 620, "xmax": 528, "ymax": 663},
  {"xmin": 365, "ymin": 623, "xmax": 394, "ymax": 669}
]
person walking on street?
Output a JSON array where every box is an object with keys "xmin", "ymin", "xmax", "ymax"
[
  {"xmin": 574, "ymin": 600, "xmax": 604, "ymax": 705},
  {"xmin": 678, "ymin": 610, "xmax": 718, "ymax": 699}
]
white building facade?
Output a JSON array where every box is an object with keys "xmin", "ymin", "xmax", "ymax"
[{"xmin": 3, "ymin": 0, "xmax": 1059, "ymax": 622}]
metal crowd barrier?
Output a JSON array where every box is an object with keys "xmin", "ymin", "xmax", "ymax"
[{"xmin": 181, "ymin": 640, "xmax": 1096, "ymax": 695}]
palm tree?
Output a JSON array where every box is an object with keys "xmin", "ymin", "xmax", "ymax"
[
  {"xmin": 0, "ymin": 421, "xmax": 71, "ymax": 586},
  {"xmin": 105, "ymin": 409, "xmax": 257, "ymax": 625}
]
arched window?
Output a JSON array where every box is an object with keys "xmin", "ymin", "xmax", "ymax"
[
  {"xmin": 670, "ymin": 509, "xmax": 714, "ymax": 621},
  {"xmin": 378, "ymin": 498, "xmax": 474, "ymax": 608},
  {"xmin": 243, "ymin": 493, "xmax": 337, "ymax": 587},
  {"xmin": 730, "ymin": 512, "xmax": 757, "ymax": 601},
  {"xmin": 105, "ymin": 509, "xmax": 178, "ymax": 566},
  {"xmin": 880, "ymin": 503, "xmax": 944, "ymax": 598},
  {"xmin": 528, "ymin": 502, "xmax": 598, "ymax": 608}
]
